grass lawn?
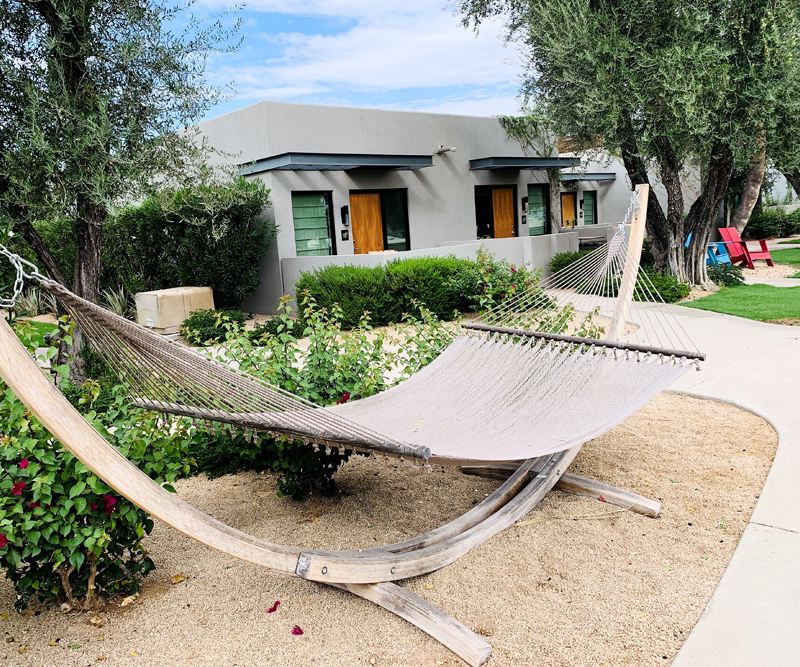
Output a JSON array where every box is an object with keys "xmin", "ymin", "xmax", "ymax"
[
  {"xmin": 684, "ymin": 283, "xmax": 800, "ymax": 322},
  {"xmin": 777, "ymin": 238, "xmax": 800, "ymax": 244},
  {"xmin": 770, "ymin": 248, "xmax": 800, "ymax": 277},
  {"xmin": 12, "ymin": 319, "xmax": 58, "ymax": 347}
]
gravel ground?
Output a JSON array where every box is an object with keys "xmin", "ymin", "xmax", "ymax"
[{"xmin": 0, "ymin": 393, "xmax": 776, "ymax": 667}]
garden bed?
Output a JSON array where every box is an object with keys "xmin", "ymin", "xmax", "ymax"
[{"xmin": 0, "ymin": 393, "xmax": 776, "ymax": 666}]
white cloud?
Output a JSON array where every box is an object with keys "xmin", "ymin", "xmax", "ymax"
[{"xmin": 200, "ymin": 1, "xmax": 524, "ymax": 114}]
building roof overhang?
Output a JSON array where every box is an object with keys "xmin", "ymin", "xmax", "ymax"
[
  {"xmin": 469, "ymin": 156, "xmax": 581, "ymax": 170},
  {"xmin": 239, "ymin": 152, "xmax": 434, "ymax": 175},
  {"xmin": 560, "ymin": 172, "xmax": 616, "ymax": 182}
]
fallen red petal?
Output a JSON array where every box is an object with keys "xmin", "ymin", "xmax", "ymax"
[
  {"xmin": 598, "ymin": 496, "xmax": 606, "ymax": 502},
  {"xmin": 267, "ymin": 601, "xmax": 280, "ymax": 613},
  {"xmin": 291, "ymin": 625, "xmax": 303, "ymax": 635}
]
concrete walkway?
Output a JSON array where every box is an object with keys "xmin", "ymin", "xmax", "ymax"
[{"xmin": 663, "ymin": 306, "xmax": 800, "ymax": 666}]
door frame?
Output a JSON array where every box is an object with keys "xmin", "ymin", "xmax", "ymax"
[
  {"xmin": 560, "ymin": 191, "xmax": 577, "ymax": 227},
  {"xmin": 348, "ymin": 188, "xmax": 411, "ymax": 252},
  {"xmin": 474, "ymin": 184, "xmax": 519, "ymax": 239},
  {"xmin": 526, "ymin": 183, "xmax": 551, "ymax": 236},
  {"xmin": 291, "ymin": 190, "xmax": 337, "ymax": 256}
]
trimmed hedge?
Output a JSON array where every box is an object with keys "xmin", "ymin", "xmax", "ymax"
[
  {"xmin": 294, "ymin": 252, "xmax": 537, "ymax": 329},
  {"xmin": 742, "ymin": 209, "xmax": 800, "ymax": 240}
]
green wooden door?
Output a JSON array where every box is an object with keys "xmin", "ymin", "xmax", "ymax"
[
  {"xmin": 583, "ymin": 191, "xmax": 597, "ymax": 225},
  {"xmin": 527, "ymin": 184, "xmax": 548, "ymax": 236},
  {"xmin": 292, "ymin": 193, "xmax": 332, "ymax": 256}
]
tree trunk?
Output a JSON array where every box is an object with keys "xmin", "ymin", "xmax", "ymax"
[
  {"xmin": 73, "ymin": 200, "xmax": 106, "ymax": 305},
  {"xmin": 547, "ymin": 168, "xmax": 562, "ymax": 231},
  {"xmin": 620, "ymin": 138, "xmax": 671, "ymax": 271},
  {"xmin": 12, "ymin": 218, "xmax": 71, "ymax": 288},
  {"xmin": 784, "ymin": 171, "xmax": 800, "ymax": 200},
  {"xmin": 731, "ymin": 145, "xmax": 766, "ymax": 233},
  {"xmin": 653, "ymin": 136, "xmax": 686, "ymax": 277},
  {"xmin": 683, "ymin": 143, "xmax": 734, "ymax": 286}
]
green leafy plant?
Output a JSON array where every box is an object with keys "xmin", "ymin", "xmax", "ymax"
[
  {"xmin": 101, "ymin": 286, "xmax": 135, "ymax": 320},
  {"xmin": 0, "ymin": 370, "xmax": 193, "ymax": 611},
  {"xmin": 549, "ymin": 250, "xmax": 593, "ymax": 274},
  {"xmin": 708, "ymin": 263, "xmax": 746, "ymax": 287},
  {"xmin": 742, "ymin": 209, "xmax": 800, "ymax": 240},
  {"xmin": 106, "ymin": 178, "xmax": 276, "ymax": 308},
  {"xmin": 181, "ymin": 308, "xmax": 247, "ymax": 345}
]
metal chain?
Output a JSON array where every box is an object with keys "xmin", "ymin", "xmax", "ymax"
[
  {"xmin": 0, "ymin": 244, "xmax": 45, "ymax": 309},
  {"xmin": 613, "ymin": 188, "xmax": 641, "ymax": 238}
]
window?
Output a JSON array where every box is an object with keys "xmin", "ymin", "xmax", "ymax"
[
  {"xmin": 527, "ymin": 184, "xmax": 549, "ymax": 236},
  {"xmin": 583, "ymin": 191, "xmax": 597, "ymax": 225},
  {"xmin": 474, "ymin": 185, "xmax": 518, "ymax": 239},
  {"xmin": 292, "ymin": 192, "xmax": 335, "ymax": 256},
  {"xmin": 349, "ymin": 189, "xmax": 410, "ymax": 254}
]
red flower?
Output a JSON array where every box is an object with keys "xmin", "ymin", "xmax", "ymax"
[
  {"xmin": 103, "ymin": 494, "xmax": 117, "ymax": 517},
  {"xmin": 28, "ymin": 501, "xmax": 40, "ymax": 509},
  {"xmin": 19, "ymin": 458, "xmax": 29, "ymax": 469},
  {"xmin": 0, "ymin": 535, "xmax": 6, "ymax": 548},
  {"xmin": 291, "ymin": 625, "xmax": 303, "ymax": 636},
  {"xmin": 510, "ymin": 267, "xmax": 517, "ymax": 273},
  {"xmin": 336, "ymin": 392, "xmax": 351, "ymax": 405},
  {"xmin": 267, "ymin": 601, "xmax": 280, "ymax": 613},
  {"xmin": 12, "ymin": 482, "xmax": 25, "ymax": 495},
  {"xmin": 90, "ymin": 503, "xmax": 98, "ymax": 511}
]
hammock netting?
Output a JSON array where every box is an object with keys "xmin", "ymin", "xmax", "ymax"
[{"xmin": 6, "ymin": 198, "xmax": 704, "ymax": 465}]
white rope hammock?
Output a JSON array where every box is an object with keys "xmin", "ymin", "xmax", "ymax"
[{"xmin": 0, "ymin": 185, "xmax": 703, "ymax": 465}]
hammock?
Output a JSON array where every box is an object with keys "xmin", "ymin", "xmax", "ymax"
[{"xmin": 1, "ymin": 185, "xmax": 703, "ymax": 466}]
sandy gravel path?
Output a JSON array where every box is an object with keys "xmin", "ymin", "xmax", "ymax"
[{"xmin": 0, "ymin": 393, "xmax": 776, "ymax": 666}]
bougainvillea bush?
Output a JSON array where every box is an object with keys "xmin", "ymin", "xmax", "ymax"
[{"xmin": 0, "ymin": 379, "xmax": 193, "ymax": 611}]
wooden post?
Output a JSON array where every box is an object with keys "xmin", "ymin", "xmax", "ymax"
[{"xmin": 607, "ymin": 184, "xmax": 649, "ymax": 342}]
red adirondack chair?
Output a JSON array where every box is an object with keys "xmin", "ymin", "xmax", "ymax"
[{"xmin": 718, "ymin": 227, "xmax": 774, "ymax": 270}]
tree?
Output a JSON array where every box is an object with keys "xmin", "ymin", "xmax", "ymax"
[
  {"xmin": 459, "ymin": 0, "xmax": 800, "ymax": 284},
  {"xmin": 0, "ymin": 0, "xmax": 240, "ymax": 304}
]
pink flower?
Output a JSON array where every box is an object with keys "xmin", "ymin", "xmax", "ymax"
[
  {"xmin": 28, "ymin": 501, "xmax": 40, "ymax": 509},
  {"xmin": 291, "ymin": 625, "xmax": 303, "ymax": 636},
  {"xmin": 510, "ymin": 267, "xmax": 517, "ymax": 274},
  {"xmin": 103, "ymin": 494, "xmax": 117, "ymax": 517},
  {"xmin": 336, "ymin": 392, "xmax": 351, "ymax": 405},
  {"xmin": 0, "ymin": 535, "xmax": 6, "ymax": 548},
  {"xmin": 267, "ymin": 601, "xmax": 280, "ymax": 613},
  {"xmin": 12, "ymin": 482, "xmax": 25, "ymax": 496},
  {"xmin": 19, "ymin": 458, "xmax": 28, "ymax": 469},
  {"xmin": 90, "ymin": 503, "xmax": 98, "ymax": 511}
]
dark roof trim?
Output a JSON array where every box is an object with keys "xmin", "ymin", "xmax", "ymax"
[
  {"xmin": 560, "ymin": 172, "xmax": 616, "ymax": 182},
  {"xmin": 469, "ymin": 156, "xmax": 581, "ymax": 170},
  {"xmin": 239, "ymin": 152, "xmax": 434, "ymax": 175}
]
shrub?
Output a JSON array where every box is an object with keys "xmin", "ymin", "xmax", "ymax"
[
  {"xmin": 295, "ymin": 264, "xmax": 399, "ymax": 329},
  {"xmin": 743, "ymin": 209, "xmax": 800, "ymax": 239},
  {"xmin": 708, "ymin": 263, "xmax": 746, "ymax": 287},
  {"xmin": 296, "ymin": 250, "xmax": 539, "ymax": 329},
  {"xmin": 550, "ymin": 250, "xmax": 592, "ymax": 274},
  {"xmin": 0, "ymin": 381, "xmax": 193, "ymax": 612},
  {"xmin": 105, "ymin": 178, "xmax": 276, "ymax": 308},
  {"xmin": 579, "ymin": 269, "xmax": 690, "ymax": 303},
  {"xmin": 190, "ymin": 292, "xmax": 454, "ymax": 499},
  {"xmin": 181, "ymin": 309, "xmax": 247, "ymax": 345}
]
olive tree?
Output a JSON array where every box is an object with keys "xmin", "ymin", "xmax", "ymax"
[
  {"xmin": 0, "ymin": 0, "xmax": 240, "ymax": 303},
  {"xmin": 458, "ymin": 0, "xmax": 800, "ymax": 283}
]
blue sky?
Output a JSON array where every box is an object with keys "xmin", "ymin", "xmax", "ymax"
[{"xmin": 196, "ymin": 0, "xmax": 525, "ymax": 120}]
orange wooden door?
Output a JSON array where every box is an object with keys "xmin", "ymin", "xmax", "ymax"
[
  {"xmin": 561, "ymin": 193, "xmax": 577, "ymax": 227},
  {"xmin": 492, "ymin": 188, "xmax": 515, "ymax": 238},
  {"xmin": 350, "ymin": 193, "xmax": 384, "ymax": 254}
]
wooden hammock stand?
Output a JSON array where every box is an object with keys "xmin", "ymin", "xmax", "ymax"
[{"xmin": 0, "ymin": 186, "xmax": 664, "ymax": 666}]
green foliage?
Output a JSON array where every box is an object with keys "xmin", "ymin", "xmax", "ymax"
[
  {"xmin": 106, "ymin": 179, "xmax": 275, "ymax": 308},
  {"xmin": 0, "ymin": 0, "xmax": 241, "ymax": 301},
  {"xmin": 296, "ymin": 250, "xmax": 539, "ymax": 329},
  {"xmin": 643, "ymin": 271, "xmax": 692, "ymax": 303},
  {"xmin": 743, "ymin": 209, "xmax": 800, "ymax": 239},
  {"xmin": 181, "ymin": 309, "xmax": 247, "ymax": 345},
  {"xmin": 708, "ymin": 263, "xmax": 746, "ymax": 287},
  {"xmin": 550, "ymin": 250, "xmax": 592, "ymax": 274},
  {"xmin": 188, "ymin": 293, "xmax": 454, "ymax": 499},
  {"xmin": 685, "ymin": 284, "xmax": 800, "ymax": 321},
  {"xmin": 0, "ymin": 379, "xmax": 193, "ymax": 612}
]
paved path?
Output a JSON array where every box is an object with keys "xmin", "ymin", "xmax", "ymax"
[
  {"xmin": 743, "ymin": 277, "xmax": 800, "ymax": 287},
  {"xmin": 664, "ymin": 306, "xmax": 800, "ymax": 666}
]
